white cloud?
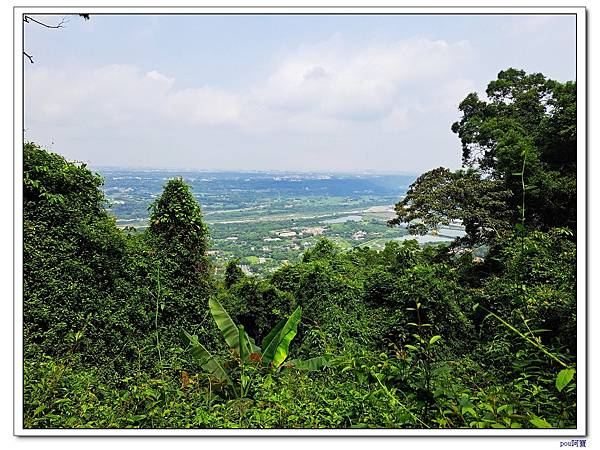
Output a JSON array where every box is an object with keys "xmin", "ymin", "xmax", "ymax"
[
  {"xmin": 238, "ymin": 36, "xmax": 474, "ymax": 133},
  {"xmin": 145, "ymin": 70, "xmax": 174, "ymax": 87},
  {"xmin": 165, "ymin": 87, "xmax": 241, "ymax": 126},
  {"xmin": 381, "ymin": 106, "xmax": 411, "ymax": 131},
  {"xmin": 26, "ymin": 65, "xmax": 175, "ymax": 127},
  {"xmin": 25, "ymin": 36, "xmax": 475, "ymax": 136}
]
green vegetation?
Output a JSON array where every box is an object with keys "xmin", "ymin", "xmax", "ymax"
[{"xmin": 23, "ymin": 69, "xmax": 577, "ymax": 429}]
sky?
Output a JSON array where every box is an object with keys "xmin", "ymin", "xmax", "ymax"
[{"xmin": 23, "ymin": 14, "xmax": 576, "ymax": 173}]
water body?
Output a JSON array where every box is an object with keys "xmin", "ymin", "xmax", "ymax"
[
  {"xmin": 394, "ymin": 226, "xmax": 466, "ymax": 244},
  {"xmin": 322, "ymin": 215, "xmax": 363, "ymax": 224}
]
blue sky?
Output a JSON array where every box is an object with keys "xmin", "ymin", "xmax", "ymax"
[{"xmin": 24, "ymin": 14, "xmax": 576, "ymax": 172}]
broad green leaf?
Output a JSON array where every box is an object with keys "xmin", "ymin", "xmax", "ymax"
[
  {"xmin": 429, "ymin": 335, "xmax": 442, "ymax": 345},
  {"xmin": 263, "ymin": 307, "xmax": 302, "ymax": 366},
  {"xmin": 286, "ymin": 356, "xmax": 329, "ymax": 371},
  {"xmin": 555, "ymin": 368, "xmax": 575, "ymax": 392},
  {"xmin": 261, "ymin": 317, "xmax": 286, "ymax": 351},
  {"xmin": 180, "ymin": 330, "xmax": 230, "ymax": 383},
  {"xmin": 247, "ymin": 334, "xmax": 261, "ymax": 355},
  {"xmin": 411, "ymin": 334, "xmax": 426, "ymax": 343},
  {"xmin": 272, "ymin": 327, "xmax": 298, "ymax": 368},
  {"xmin": 209, "ymin": 297, "xmax": 240, "ymax": 352},
  {"xmin": 238, "ymin": 325, "xmax": 250, "ymax": 362},
  {"xmin": 529, "ymin": 417, "xmax": 552, "ymax": 428}
]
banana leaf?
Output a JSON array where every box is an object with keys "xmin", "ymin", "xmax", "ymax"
[
  {"xmin": 247, "ymin": 334, "xmax": 262, "ymax": 356},
  {"xmin": 180, "ymin": 330, "xmax": 230, "ymax": 383},
  {"xmin": 262, "ymin": 318, "xmax": 286, "ymax": 350},
  {"xmin": 262, "ymin": 306, "xmax": 302, "ymax": 367},
  {"xmin": 238, "ymin": 325, "xmax": 250, "ymax": 362},
  {"xmin": 285, "ymin": 356, "xmax": 330, "ymax": 371},
  {"xmin": 272, "ymin": 328, "xmax": 298, "ymax": 367},
  {"xmin": 209, "ymin": 297, "xmax": 240, "ymax": 352}
]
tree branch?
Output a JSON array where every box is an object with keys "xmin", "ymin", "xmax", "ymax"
[
  {"xmin": 23, "ymin": 14, "xmax": 88, "ymax": 64},
  {"xmin": 23, "ymin": 14, "xmax": 68, "ymax": 29}
]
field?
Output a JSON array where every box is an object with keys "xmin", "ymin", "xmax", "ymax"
[{"xmin": 100, "ymin": 170, "xmax": 458, "ymax": 275}]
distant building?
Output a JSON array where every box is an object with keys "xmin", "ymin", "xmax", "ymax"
[
  {"xmin": 302, "ymin": 226, "xmax": 326, "ymax": 236},
  {"xmin": 352, "ymin": 230, "xmax": 367, "ymax": 240}
]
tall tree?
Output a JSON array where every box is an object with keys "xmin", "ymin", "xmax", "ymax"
[
  {"xmin": 389, "ymin": 168, "xmax": 512, "ymax": 246},
  {"xmin": 145, "ymin": 178, "xmax": 215, "ymax": 351},
  {"xmin": 451, "ymin": 68, "xmax": 576, "ymax": 233},
  {"xmin": 390, "ymin": 69, "xmax": 576, "ymax": 243},
  {"xmin": 148, "ymin": 177, "xmax": 210, "ymax": 274}
]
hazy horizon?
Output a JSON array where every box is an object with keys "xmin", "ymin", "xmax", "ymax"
[{"xmin": 90, "ymin": 163, "xmax": 421, "ymax": 176}]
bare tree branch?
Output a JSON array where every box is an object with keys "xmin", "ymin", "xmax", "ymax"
[
  {"xmin": 23, "ymin": 14, "xmax": 88, "ymax": 64},
  {"xmin": 23, "ymin": 14, "xmax": 69, "ymax": 29}
]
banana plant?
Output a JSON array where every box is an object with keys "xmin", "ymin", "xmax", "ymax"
[{"xmin": 180, "ymin": 298, "xmax": 328, "ymax": 394}]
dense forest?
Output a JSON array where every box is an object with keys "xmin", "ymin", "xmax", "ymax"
[{"xmin": 23, "ymin": 69, "xmax": 577, "ymax": 429}]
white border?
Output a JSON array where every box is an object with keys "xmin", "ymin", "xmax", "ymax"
[{"xmin": 13, "ymin": 4, "xmax": 587, "ymax": 437}]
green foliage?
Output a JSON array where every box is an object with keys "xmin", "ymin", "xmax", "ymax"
[
  {"xmin": 391, "ymin": 69, "xmax": 576, "ymax": 246},
  {"xmin": 148, "ymin": 177, "xmax": 210, "ymax": 263},
  {"xmin": 396, "ymin": 264, "xmax": 474, "ymax": 348},
  {"xmin": 23, "ymin": 67, "xmax": 577, "ymax": 430},
  {"xmin": 224, "ymin": 259, "xmax": 245, "ymax": 288},
  {"xmin": 180, "ymin": 297, "xmax": 324, "ymax": 399},
  {"xmin": 222, "ymin": 277, "xmax": 294, "ymax": 341},
  {"xmin": 476, "ymin": 228, "xmax": 576, "ymax": 358},
  {"xmin": 555, "ymin": 369, "xmax": 575, "ymax": 393},
  {"xmin": 451, "ymin": 68, "xmax": 576, "ymax": 234},
  {"xmin": 389, "ymin": 168, "xmax": 513, "ymax": 246},
  {"xmin": 143, "ymin": 177, "xmax": 215, "ymax": 357},
  {"xmin": 180, "ymin": 330, "xmax": 231, "ymax": 383},
  {"xmin": 23, "ymin": 143, "xmax": 131, "ymax": 366}
]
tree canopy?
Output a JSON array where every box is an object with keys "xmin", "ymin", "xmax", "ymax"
[{"xmin": 391, "ymin": 68, "xmax": 576, "ymax": 243}]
